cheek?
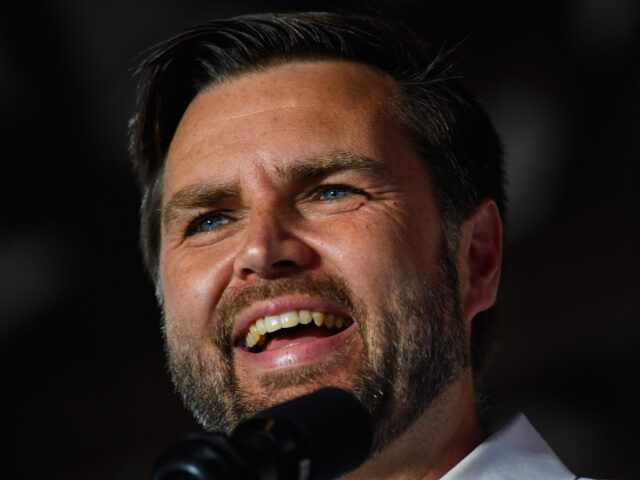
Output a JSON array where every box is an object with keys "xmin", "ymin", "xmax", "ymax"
[
  {"xmin": 316, "ymin": 209, "xmax": 436, "ymax": 294},
  {"xmin": 161, "ymin": 246, "xmax": 234, "ymax": 337}
]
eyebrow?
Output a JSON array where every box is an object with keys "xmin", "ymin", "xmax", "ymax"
[
  {"xmin": 163, "ymin": 183, "xmax": 237, "ymax": 231},
  {"xmin": 162, "ymin": 151, "xmax": 384, "ymax": 231},
  {"xmin": 275, "ymin": 151, "xmax": 383, "ymax": 181}
]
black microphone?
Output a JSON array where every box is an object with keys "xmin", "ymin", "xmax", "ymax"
[{"xmin": 150, "ymin": 387, "xmax": 373, "ymax": 480}]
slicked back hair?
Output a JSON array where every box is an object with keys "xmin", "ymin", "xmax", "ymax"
[{"xmin": 129, "ymin": 11, "xmax": 505, "ymax": 378}]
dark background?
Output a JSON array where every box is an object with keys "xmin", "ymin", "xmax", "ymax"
[{"xmin": 2, "ymin": 1, "xmax": 638, "ymax": 479}]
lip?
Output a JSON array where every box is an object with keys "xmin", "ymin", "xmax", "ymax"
[
  {"xmin": 235, "ymin": 322, "xmax": 356, "ymax": 371},
  {"xmin": 231, "ymin": 295, "xmax": 353, "ymax": 343}
]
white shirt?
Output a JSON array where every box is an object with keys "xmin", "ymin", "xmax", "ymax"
[{"xmin": 441, "ymin": 414, "xmax": 599, "ymax": 480}]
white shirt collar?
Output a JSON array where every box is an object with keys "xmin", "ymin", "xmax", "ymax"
[{"xmin": 441, "ymin": 413, "xmax": 577, "ymax": 480}]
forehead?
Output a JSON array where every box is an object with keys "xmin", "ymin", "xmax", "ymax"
[{"xmin": 164, "ymin": 60, "xmax": 409, "ymax": 194}]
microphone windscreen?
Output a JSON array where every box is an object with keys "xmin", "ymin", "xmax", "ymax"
[{"xmin": 234, "ymin": 387, "xmax": 373, "ymax": 480}]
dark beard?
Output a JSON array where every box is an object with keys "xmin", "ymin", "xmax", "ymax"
[
  {"xmin": 164, "ymin": 274, "xmax": 361, "ymax": 435},
  {"xmin": 164, "ymin": 237, "xmax": 468, "ymax": 454}
]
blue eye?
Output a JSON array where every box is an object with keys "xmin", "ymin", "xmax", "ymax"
[
  {"xmin": 191, "ymin": 213, "xmax": 230, "ymax": 234},
  {"xmin": 319, "ymin": 186, "xmax": 352, "ymax": 200}
]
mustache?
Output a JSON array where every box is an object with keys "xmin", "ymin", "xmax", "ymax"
[{"xmin": 213, "ymin": 273, "xmax": 357, "ymax": 347}]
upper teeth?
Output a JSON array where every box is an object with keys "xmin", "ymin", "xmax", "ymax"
[{"xmin": 244, "ymin": 309, "xmax": 347, "ymax": 348}]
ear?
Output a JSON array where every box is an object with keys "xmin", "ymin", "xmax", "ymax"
[{"xmin": 457, "ymin": 199, "xmax": 503, "ymax": 323}]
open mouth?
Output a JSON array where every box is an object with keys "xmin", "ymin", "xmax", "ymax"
[{"xmin": 243, "ymin": 309, "xmax": 353, "ymax": 353}]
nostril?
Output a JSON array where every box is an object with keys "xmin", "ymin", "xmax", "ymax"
[{"xmin": 273, "ymin": 259, "xmax": 296, "ymax": 269}]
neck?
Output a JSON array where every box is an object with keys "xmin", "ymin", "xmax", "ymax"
[{"xmin": 341, "ymin": 371, "xmax": 483, "ymax": 480}]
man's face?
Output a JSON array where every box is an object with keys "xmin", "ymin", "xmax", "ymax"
[{"xmin": 159, "ymin": 61, "xmax": 468, "ymax": 445}]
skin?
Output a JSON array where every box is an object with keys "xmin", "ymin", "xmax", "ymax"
[{"xmin": 159, "ymin": 60, "xmax": 502, "ymax": 479}]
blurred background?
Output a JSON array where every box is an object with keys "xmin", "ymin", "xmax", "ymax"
[{"xmin": 1, "ymin": 1, "xmax": 638, "ymax": 478}]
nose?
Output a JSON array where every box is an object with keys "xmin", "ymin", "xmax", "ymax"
[{"xmin": 232, "ymin": 208, "xmax": 316, "ymax": 281}]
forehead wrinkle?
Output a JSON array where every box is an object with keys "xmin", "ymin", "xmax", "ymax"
[{"xmin": 212, "ymin": 105, "xmax": 306, "ymax": 123}]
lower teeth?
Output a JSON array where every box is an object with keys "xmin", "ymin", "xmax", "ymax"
[{"xmin": 247, "ymin": 324, "xmax": 348, "ymax": 352}]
